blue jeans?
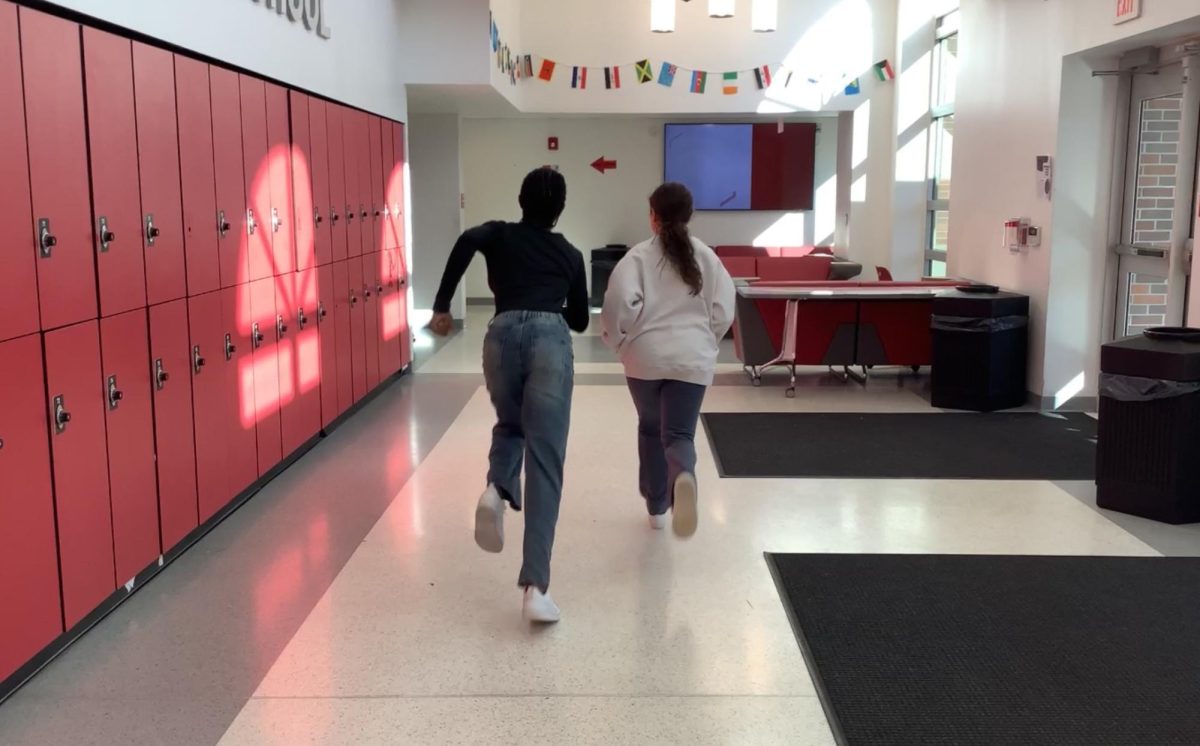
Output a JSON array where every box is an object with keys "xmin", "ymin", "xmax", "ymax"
[
  {"xmin": 626, "ymin": 378, "xmax": 707, "ymax": 516},
  {"xmin": 483, "ymin": 311, "xmax": 574, "ymax": 592}
]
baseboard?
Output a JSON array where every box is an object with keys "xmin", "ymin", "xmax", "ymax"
[
  {"xmin": 1028, "ymin": 392, "xmax": 1099, "ymax": 412},
  {"xmin": 466, "ymin": 297, "xmax": 492, "ymax": 306}
]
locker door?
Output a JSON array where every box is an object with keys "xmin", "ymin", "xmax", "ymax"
[
  {"xmin": 378, "ymin": 249, "xmax": 403, "ymax": 376},
  {"xmin": 210, "ymin": 67, "xmax": 248, "ymax": 288},
  {"xmin": 391, "ymin": 121, "xmax": 407, "ymax": 251},
  {"xmin": 240, "ymin": 76, "xmax": 272, "ymax": 283},
  {"xmin": 348, "ymin": 256, "xmax": 369, "ymax": 400},
  {"xmin": 132, "ymin": 42, "xmax": 186, "ymax": 305},
  {"xmin": 265, "ymin": 83, "xmax": 295, "ymax": 277},
  {"xmin": 308, "ymin": 98, "xmax": 333, "ymax": 267},
  {"xmin": 332, "ymin": 261, "xmax": 355, "ymax": 413},
  {"xmin": 19, "ymin": 8, "xmax": 97, "ymax": 330},
  {"xmin": 290, "ymin": 92, "xmax": 316, "ymax": 273},
  {"xmin": 367, "ymin": 115, "xmax": 384, "ymax": 255},
  {"xmin": 83, "ymin": 28, "xmax": 147, "ymax": 317},
  {"xmin": 380, "ymin": 118, "xmax": 398, "ymax": 253},
  {"xmin": 0, "ymin": 4, "xmax": 39, "ymax": 342},
  {"xmin": 280, "ymin": 268, "xmax": 322, "ymax": 456},
  {"xmin": 326, "ymin": 105, "xmax": 348, "ymax": 262},
  {"xmin": 189, "ymin": 291, "xmax": 232, "ymax": 522},
  {"xmin": 149, "ymin": 300, "xmax": 198, "ymax": 552},
  {"xmin": 44, "ymin": 321, "xmax": 116, "ymax": 628},
  {"xmin": 357, "ymin": 112, "xmax": 373, "ymax": 253},
  {"xmin": 248, "ymin": 278, "xmax": 283, "ymax": 474},
  {"xmin": 220, "ymin": 285, "xmax": 261, "ymax": 495},
  {"xmin": 316, "ymin": 264, "xmax": 340, "ymax": 427},
  {"xmin": 174, "ymin": 56, "xmax": 220, "ymax": 296},
  {"xmin": 362, "ymin": 255, "xmax": 383, "ymax": 389},
  {"xmin": 0, "ymin": 333, "xmax": 62, "ymax": 683},
  {"xmin": 342, "ymin": 108, "xmax": 363, "ymax": 259},
  {"xmin": 100, "ymin": 310, "xmax": 160, "ymax": 584}
]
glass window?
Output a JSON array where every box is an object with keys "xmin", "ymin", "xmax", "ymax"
[{"xmin": 925, "ymin": 13, "xmax": 957, "ymax": 277}]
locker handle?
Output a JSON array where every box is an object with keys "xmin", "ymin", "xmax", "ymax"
[
  {"xmin": 271, "ymin": 207, "xmax": 282, "ymax": 234},
  {"xmin": 252, "ymin": 323, "xmax": 264, "ymax": 349},
  {"xmin": 155, "ymin": 359, "xmax": 169, "ymax": 391},
  {"xmin": 38, "ymin": 218, "xmax": 57, "ymax": 258},
  {"xmin": 224, "ymin": 334, "xmax": 236, "ymax": 361},
  {"xmin": 53, "ymin": 396, "xmax": 71, "ymax": 434},
  {"xmin": 193, "ymin": 345, "xmax": 207, "ymax": 374},
  {"xmin": 218, "ymin": 210, "xmax": 231, "ymax": 238},
  {"xmin": 330, "ymin": 208, "xmax": 340, "ymax": 225},
  {"xmin": 297, "ymin": 308, "xmax": 309, "ymax": 330},
  {"xmin": 350, "ymin": 292, "xmax": 358, "ymax": 307},
  {"xmin": 314, "ymin": 207, "xmax": 324, "ymax": 225},
  {"xmin": 374, "ymin": 208, "xmax": 382, "ymax": 218},
  {"xmin": 383, "ymin": 205, "xmax": 391, "ymax": 218},
  {"xmin": 345, "ymin": 206, "xmax": 354, "ymax": 223},
  {"xmin": 318, "ymin": 302, "xmax": 328, "ymax": 322},
  {"xmin": 376, "ymin": 284, "xmax": 385, "ymax": 294},
  {"xmin": 247, "ymin": 208, "xmax": 258, "ymax": 236},
  {"xmin": 98, "ymin": 216, "xmax": 116, "ymax": 253},
  {"xmin": 107, "ymin": 376, "xmax": 124, "ymax": 410},
  {"xmin": 145, "ymin": 214, "xmax": 160, "ymax": 246},
  {"xmin": 363, "ymin": 286, "xmax": 373, "ymax": 300},
  {"xmin": 360, "ymin": 207, "xmax": 368, "ymax": 220},
  {"xmin": 277, "ymin": 315, "xmax": 288, "ymax": 337}
]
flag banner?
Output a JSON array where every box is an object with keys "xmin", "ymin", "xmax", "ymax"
[
  {"xmin": 572, "ymin": 66, "xmax": 588, "ymax": 89},
  {"xmin": 539, "ymin": 59, "xmax": 556, "ymax": 82},
  {"xmin": 659, "ymin": 62, "xmax": 678, "ymax": 87},
  {"xmin": 874, "ymin": 59, "xmax": 895, "ymax": 81},
  {"xmin": 690, "ymin": 70, "xmax": 707, "ymax": 94},
  {"xmin": 754, "ymin": 65, "xmax": 772, "ymax": 89},
  {"xmin": 781, "ymin": 67, "xmax": 794, "ymax": 87},
  {"xmin": 844, "ymin": 78, "xmax": 861, "ymax": 95},
  {"xmin": 523, "ymin": 55, "xmax": 534, "ymax": 78},
  {"xmin": 490, "ymin": 18, "xmax": 499, "ymax": 52},
  {"xmin": 723, "ymin": 71, "xmax": 739, "ymax": 95},
  {"xmin": 636, "ymin": 60, "xmax": 653, "ymax": 84},
  {"xmin": 605, "ymin": 66, "xmax": 622, "ymax": 90}
]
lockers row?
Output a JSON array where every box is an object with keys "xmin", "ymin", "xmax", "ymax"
[{"xmin": 0, "ymin": 2, "xmax": 408, "ymax": 344}]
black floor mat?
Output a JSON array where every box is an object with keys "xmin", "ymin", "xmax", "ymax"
[
  {"xmin": 768, "ymin": 554, "xmax": 1200, "ymax": 746},
  {"xmin": 703, "ymin": 412, "xmax": 1095, "ymax": 479}
]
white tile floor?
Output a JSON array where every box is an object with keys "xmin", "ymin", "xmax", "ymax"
[{"xmin": 217, "ymin": 312, "xmax": 1158, "ymax": 745}]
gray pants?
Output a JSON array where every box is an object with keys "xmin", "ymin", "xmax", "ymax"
[
  {"xmin": 626, "ymin": 378, "xmax": 707, "ymax": 516},
  {"xmin": 483, "ymin": 311, "xmax": 574, "ymax": 592}
]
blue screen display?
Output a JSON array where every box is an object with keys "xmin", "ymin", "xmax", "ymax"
[{"xmin": 664, "ymin": 124, "xmax": 752, "ymax": 211}]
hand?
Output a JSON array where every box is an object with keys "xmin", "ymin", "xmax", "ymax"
[{"xmin": 427, "ymin": 312, "xmax": 455, "ymax": 337}]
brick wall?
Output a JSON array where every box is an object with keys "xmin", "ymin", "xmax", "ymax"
[{"xmin": 1126, "ymin": 95, "xmax": 1181, "ymax": 334}]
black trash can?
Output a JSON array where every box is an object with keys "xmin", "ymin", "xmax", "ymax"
[
  {"xmin": 590, "ymin": 245, "xmax": 628, "ymax": 307},
  {"xmin": 1096, "ymin": 329, "xmax": 1200, "ymax": 524},
  {"xmin": 930, "ymin": 289, "xmax": 1029, "ymax": 412}
]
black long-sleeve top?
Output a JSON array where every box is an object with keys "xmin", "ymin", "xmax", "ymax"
[{"xmin": 432, "ymin": 221, "xmax": 590, "ymax": 333}]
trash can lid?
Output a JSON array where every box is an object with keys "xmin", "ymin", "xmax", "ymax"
[
  {"xmin": 1102, "ymin": 332, "xmax": 1200, "ymax": 381},
  {"xmin": 932, "ymin": 290, "xmax": 1029, "ymax": 318}
]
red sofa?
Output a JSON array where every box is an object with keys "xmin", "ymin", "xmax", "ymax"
[{"xmin": 715, "ymin": 245, "xmax": 845, "ymax": 281}]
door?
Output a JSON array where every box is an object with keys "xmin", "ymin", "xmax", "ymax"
[
  {"xmin": 309, "ymin": 98, "xmax": 333, "ymax": 267},
  {"xmin": 149, "ymin": 300, "xmax": 199, "ymax": 552},
  {"xmin": 342, "ymin": 108, "xmax": 363, "ymax": 258},
  {"xmin": 220, "ymin": 284, "xmax": 262, "ymax": 497},
  {"xmin": 357, "ymin": 112, "xmax": 374, "ymax": 254},
  {"xmin": 44, "ymin": 321, "xmax": 116, "ymax": 628},
  {"xmin": 317, "ymin": 264, "xmax": 340, "ymax": 427},
  {"xmin": 378, "ymin": 248, "xmax": 404, "ymax": 376},
  {"xmin": 291, "ymin": 92, "xmax": 317, "ymax": 272},
  {"xmin": 380, "ymin": 118, "xmax": 398, "ymax": 253},
  {"xmin": 1114, "ymin": 59, "xmax": 1198, "ymax": 337},
  {"xmin": 367, "ymin": 115, "xmax": 384, "ymax": 255},
  {"xmin": 210, "ymin": 67, "xmax": 248, "ymax": 289},
  {"xmin": 332, "ymin": 261, "xmax": 356, "ymax": 412},
  {"xmin": 189, "ymin": 290, "xmax": 232, "ymax": 522},
  {"xmin": 241, "ymin": 76, "xmax": 272, "ymax": 283},
  {"xmin": 20, "ymin": 8, "xmax": 98, "ymax": 330},
  {"xmin": 265, "ymin": 83, "xmax": 296, "ymax": 277},
  {"xmin": 133, "ymin": 42, "xmax": 187, "ymax": 305},
  {"xmin": 0, "ymin": 4, "xmax": 39, "ymax": 342},
  {"xmin": 391, "ymin": 121, "xmax": 407, "ymax": 251},
  {"xmin": 174, "ymin": 56, "xmax": 220, "ymax": 296},
  {"xmin": 348, "ymin": 256, "xmax": 369, "ymax": 400},
  {"xmin": 327, "ymin": 104, "xmax": 349, "ymax": 262},
  {"xmin": 100, "ymin": 309, "xmax": 161, "ymax": 584},
  {"xmin": 247, "ymin": 278, "xmax": 283, "ymax": 474},
  {"xmin": 83, "ymin": 28, "xmax": 147, "ymax": 317},
  {"xmin": 362, "ymin": 255, "xmax": 383, "ymax": 390},
  {"xmin": 280, "ymin": 268, "xmax": 322, "ymax": 456},
  {"xmin": 0, "ymin": 333, "xmax": 62, "ymax": 683}
]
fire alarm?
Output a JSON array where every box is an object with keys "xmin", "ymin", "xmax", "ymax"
[{"xmin": 548, "ymin": 137, "xmax": 559, "ymax": 151}]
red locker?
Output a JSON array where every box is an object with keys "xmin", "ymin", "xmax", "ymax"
[
  {"xmin": 326, "ymin": 104, "xmax": 349, "ymax": 262},
  {"xmin": 367, "ymin": 115, "xmax": 384, "ymax": 255},
  {"xmin": 342, "ymin": 108, "xmax": 363, "ymax": 258},
  {"xmin": 332, "ymin": 261, "xmax": 356, "ymax": 412},
  {"xmin": 83, "ymin": 28, "xmax": 147, "ymax": 317},
  {"xmin": 100, "ymin": 310, "xmax": 161, "ymax": 584},
  {"xmin": 265, "ymin": 83, "xmax": 296, "ymax": 278},
  {"xmin": 189, "ymin": 291, "xmax": 231, "ymax": 522},
  {"xmin": 19, "ymin": 8, "xmax": 98, "ymax": 330},
  {"xmin": 44, "ymin": 321, "xmax": 116, "ymax": 628},
  {"xmin": 378, "ymin": 249, "xmax": 403, "ymax": 377},
  {"xmin": 220, "ymin": 284, "xmax": 262, "ymax": 495},
  {"xmin": 149, "ymin": 300, "xmax": 199, "ymax": 552},
  {"xmin": 240, "ymin": 76, "xmax": 272, "ymax": 283},
  {"xmin": 390, "ymin": 121, "xmax": 407, "ymax": 250},
  {"xmin": 362, "ymin": 255, "xmax": 383, "ymax": 390},
  {"xmin": 316, "ymin": 264, "xmax": 340, "ymax": 427},
  {"xmin": 248, "ymin": 278, "xmax": 283, "ymax": 474},
  {"xmin": 132, "ymin": 42, "xmax": 187, "ymax": 305},
  {"xmin": 280, "ymin": 269, "xmax": 322, "ymax": 456},
  {"xmin": 0, "ymin": 4, "xmax": 39, "ymax": 342},
  {"xmin": 348, "ymin": 256, "xmax": 369, "ymax": 400},
  {"xmin": 0, "ymin": 333, "xmax": 62, "ymax": 683},
  {"xmin": 308, "ymin": 98, "xmax": 333, "ymax": 267},
  {"xmin": 174, "ymin": 56, "xmax": 220, "ymax": 296},
  {"xmin": 210, "ymin": 67, "xmax": 248, "ymax": 288},
  {"xmin": 379, "ymin": 118, "xmax": 398, "ymax": 254},
  {"xmin": 290, "ymin": 92, "xmax": 316, "ymax": 273},
  {"xmin": 357, "ymin": 112, "xmax": 373, "ymax": 254}
]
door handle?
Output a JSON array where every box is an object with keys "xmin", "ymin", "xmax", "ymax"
[
  {"xmin": 363, "ymin": 285, "xmax": 372, "ymax": 300},
  {"xmin": 252, "ymin": 322, "xmax": 264, "ymax": 349},
  {"xmin": 193, "ymin": 345, "xmax": 207, "ymax": 374},
  {"xmin": 145, "ymin": 213, "xmax": 160, "ymax": 246},
  {"xmin": 218, "ymin": 210, "xmax": 231, "ymax": 238},
  {"xmin": 107, "ymin": 375, "xmax": 124, "ymax": 410},
  {"xmin": 53, "ymin": 395, "xmax": 71, "ymax": 434},
  {"xmin": 155, "ymin": 359, "xmax": 170, "ymax": 391},
  {"xmin": 330, "ymin": 207, "xmax": 340, "ymax": 225},
  {"xmin": 277, "ymin": 314, "xmax": 288, "ymax": 338},
  {"xmin": 314, "ymin": 207, "xmax": 324, "ymax": 225},
  {"xmin": 38, "ymin": 218, "xmax": 57, "ymax": 258},
  {"xmin": 98, "ymin": 216, "xmax": 116, "ymax": 253},
  {"xmin": 318, "ymin": 302, "xmax": 328, "ymax": 322},
  {"xmin": 345, "ymin": 205, "xmax": 355, "ymax": 223},
  {"xmin": 224, "ymin": 333, "xmax": 236, "ymax": 361},
  {"xmin": 271, "ymin": 207, "xmax": 282, "ymax": 233},
  {"xmin": 297, "ymin": 307, "xmax": 309, "ymax": 330},
  {"xmin": 247, "ymin": 208, "xmax": 258, "ymax": 235}
]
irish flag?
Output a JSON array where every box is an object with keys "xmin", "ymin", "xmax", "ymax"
[{"xmin": 723, "ymin": 72, "xmax": 739, "ymax": 95}]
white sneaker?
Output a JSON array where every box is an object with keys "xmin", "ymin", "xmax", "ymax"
[
  {"xmin": 522, "ymin": 587, "xmax": 561, "ymax": 624},
  {"xmin": 672, "ymin": 472, "xmax": 699, "ymax": 539},
  {"xmin": 474, "ymin": 485, "xmax": 505, "ymax": 553},
  {"xmin": 648, "ymin": 513, "xmax": 669, "ymax": 531}
]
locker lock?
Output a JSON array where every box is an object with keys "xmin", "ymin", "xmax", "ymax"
[
  {"xmin": 218, "ymin": 210, "xmax": 232, "ymax": 238},
  {"xmin": 345, "ymin": 205, "xmax": 354, "ymax": 223},
  {"xmin": 38, "ymin": 218, "xmax": 57, "ymax": 258},
  {"xmin": 155, "ymin": 359, "xmax": 170, "ymax": 391},
  {"xmin": 317, "ymin": 302, "xmax": 328, "ymax": 322},
  {"xmin": 145, "ymin": 214, "xmax": 160, "ymax": 246},
  {"xmin": 107, "ymin": 375, "xmax": 124, "ymax": 410},
  {"xmin": 377, "ymin": 283, "xmax": 385, "ymax": 294},
  {"xmin": 360, "ymin": 205, "xmax": 368, "ymax": 220},
  {"xmin": 252, "ymin": 323, "xmax": 265, "ymax": 349},
  {"xmin": 363, "ymin": 285, "xmax": 373, "ymax": 300},
  {"xmin": 193, "ymin": 345, "xmax": 207, "ymax": 374},
  {"xmin": 224, "ymin": 333, "xmax": 236, "ymax": 361},
  {"xmin": 271, "ymin": 207, "xmax": 282, "ymax": 234},
  {"xmin": 53, "ymin": 395, "xmax": 71, "ymax": 434},
  {"xmin": 247, "ymin": 208, "xmax": 258, "ymax": 236},
  {"xmin": 314, "ymin": 207, "xmax": 324, "ymax": 226},
  {"xmin": 349, "ymin": 290, "xmax": 358, "ymax": 307},
  {"xmin": 98, "ymin": 216, "xmax": 116, "ymax": 253},
  {"xmin": 330, "ymin": 207, "xmax": 340, "ymax": 225},
  {"xmin": 276, "ymin": 315, "xmax": 288, "ymax": 338},
  {"xmin": 297, "ymin": 308, "xmax": 309, "ymax": 330}
]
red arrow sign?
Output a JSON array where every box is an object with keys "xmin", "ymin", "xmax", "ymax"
[{"xmin": 591, "ymin": 156, "xmax": 617, "ymax": 174}]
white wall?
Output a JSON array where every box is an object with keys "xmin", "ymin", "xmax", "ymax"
[
  {"xmin": 459, "ymin": 115, "xmax": 838, "ymax": 299},
  {"xmin": 409, "ymin": 114, "xmax": 465, "ymax": 315}
]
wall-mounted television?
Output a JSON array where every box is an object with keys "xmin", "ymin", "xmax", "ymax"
[{"xmin": 664, "ymin": 123, "xmax": 816, "ymax": 211}]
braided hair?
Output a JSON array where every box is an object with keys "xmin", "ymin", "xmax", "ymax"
[
  {"xmin": 650, "ymin": 183, "xmax": 702, "ymax": 295},
  {"xmin": 519, "ymin": 167, "xmax": 567, "ymax": 229}
]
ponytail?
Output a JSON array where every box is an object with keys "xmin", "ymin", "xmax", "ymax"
[{"xmin": 650, "ymin": 183, "xmax": 703, "ymax": 295}]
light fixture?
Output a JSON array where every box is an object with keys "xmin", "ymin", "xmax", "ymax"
[
  {"xmin": 651, "ymin": 0, "xmax": 676, "ymax": 32},
  {"xmin": 709, "ymin": 0, "xmax": 735, "ymax": 19},
  {"xmin": 751, "ymin": 0, "xmax": 777, "ymax": 32}
]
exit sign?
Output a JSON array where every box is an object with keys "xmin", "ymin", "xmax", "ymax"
[{"xmin": 1115, "ymin": 0, "xmax": 1142, "ymax": 24}]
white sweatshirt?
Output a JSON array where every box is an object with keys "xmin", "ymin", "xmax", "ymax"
[{"xmin": 601, "ymin": 236, "xmax": 737, "ymax": 386}]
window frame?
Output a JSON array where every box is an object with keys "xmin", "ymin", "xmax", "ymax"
[{"xmin": 925, "ymin": 11, "xmax": 958, "ymax": 275}]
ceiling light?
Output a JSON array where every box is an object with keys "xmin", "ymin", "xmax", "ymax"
[
  {"xmin": 709, "ymin": 0, "xmax": 735, "ymax": 19},
  {"xmin": 651, "ymin": 0, "xmax": 676, "ymax": 32},
  {"xmin": 751, "ymin": 0, "xmax": 777, "ymax": 32}
]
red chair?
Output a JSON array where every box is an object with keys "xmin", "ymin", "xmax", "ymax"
[
  {"xmin": 756, "ymin": 256, "xmax": 834, "ymax": 282},
  {"xmin": 719, "ymin": 256, "xmax": 758, "ymax": 278},
  {"xmin": 715, "ymin": 245, "xmax": 768, "ymax": 258},
  {"xmin": 876, "ymin": 266, "xmax": 894, "ymax": 281}
]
